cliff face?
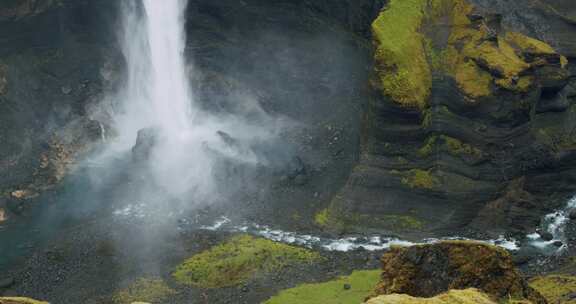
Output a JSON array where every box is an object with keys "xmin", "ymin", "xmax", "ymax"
[
  {"xmin": 0, "ymin": 0, "xmax": 116, "ymax": 219},
  {"xmin": 322, "ymin": 0, "xmax": 576, "ymax": 238}
]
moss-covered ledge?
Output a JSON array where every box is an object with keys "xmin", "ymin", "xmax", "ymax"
[{"xmin": 371, "ymin": 0, "xmax": 568, "ymax": 108}]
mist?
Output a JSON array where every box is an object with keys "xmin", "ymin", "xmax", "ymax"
[{"xmin": 91, "ymin": 0, "xmax": 291, "ymax": 219}]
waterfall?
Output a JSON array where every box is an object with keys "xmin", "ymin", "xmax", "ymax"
[
  {"xmin": 105, "ymin": 0, "xmax": 218, "ymax": 200},
  {"xmin": 100, "ymin": 0, "xmax": 274, "ymax": 205}
]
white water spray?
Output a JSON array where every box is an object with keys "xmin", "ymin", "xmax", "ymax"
[{"xmin": 101, "ymin": 0, "xmax": 281, "ymax": 203}]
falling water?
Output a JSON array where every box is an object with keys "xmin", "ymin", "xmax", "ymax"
[{"xmin": 102, "ymin": 0, "xmax": 272, "ymax": 204}]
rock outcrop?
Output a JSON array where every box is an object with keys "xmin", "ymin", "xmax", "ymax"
[
  {"xmin": 321, "ymin": 0, "xmax": 576, "ymax": 238},
  {"xmin": 365, "ymin": 289, "xmax": 499, "ymax": 304},
  {"xmin": 370, "ymin": 241, "xmax": 546, "ymax": 303}
]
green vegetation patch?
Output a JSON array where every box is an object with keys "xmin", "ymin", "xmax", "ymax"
[
  {"xmin": 381, "ymin": 215, "xmax": 424, "ymax": 230},
  {"xmin": 401, "ymin": 169, "xmax": 439, "ymax": 189},
  {"xmin": 372, "ymin": 0, "xmax": 431, "ymax": 109},
  {"xmin": 315, "ymin": 208, "xmax": 331, "ymax": 227},
  {"xmin": 173, "ymin": 235, "xmax": 322, "ymax": 288},
  {"xmin": 0, "ymin": 298, "xmax": 50, "ymax": 304},
  {"xmin": 530, "ymin": 275, "xmax": 576, "ymax": 304},
  {"xmin": 366, "ymin": 289, "xmax": 498, "ymax": 304},
  {"xmin": 112, "ymin": 277, "xmax": 176, "ymax": 304},
  {"xmin": 264, "ymin": 270, "xmax": 381, "ymax": 304}
]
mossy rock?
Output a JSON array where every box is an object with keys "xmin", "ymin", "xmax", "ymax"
[
  {"xmin": 373, "ymin": 241, "xmax": 546, "ymax": 304},
  {"xmin": 264, "ymin": 270, "xmax": 381, "ymax": 304},
  {"xmin": 112, "ymin": 278, "xmax": 176, "ymax": 304},
  {"xmin": 366, "ymin": 289, "xmax": 499, "ymax": 304},
  {"xmin": 315, "ymin": 208, "xmax": 331, "ymax": 227},
  {"xmin": 371, "ymin": 0, "xmax": 567, "ymax": 106},
  {"xmin": 0, "ymin": 298, "xmax": 48, "ymax": 304},
  {"xmin": 418, "ymin": 135, "xmax": 482, "ymax": 159},
  {"xmin": 315, "ymin": 202, "xmax": 425, "ymax": 232},
  {"xmin": 172, "ymin": 235, "xmax": 322, "ymax": 288},
  {"xmin": 400, "ymin": 169, "xmax": 439, "ymax": 189},
  {"xmin": 530, "ymin": 275, "xmax": 576, "ymax": 304},
  {"xmin": 371, "ymin": 0, "xmax": 431, "ymax": 109}
]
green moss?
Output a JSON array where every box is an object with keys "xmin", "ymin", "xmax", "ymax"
[
  {"xmin": 381, "ymin": 215, "xmax": 424, "ymax": 230},
  {"xmin": 112, "ymin": 278, "xmax": 176, "ymax": 304},
  {"xmin": 401, "ymin": 169, "xmax": 438, "ymax": 189},
  {"xmin": 505, "ymin": 32, "xmax": 556, "ymax": 56},
  {"xmin": 315, "ymin": 208, "xmax": 330, "ymax": 227},
  {"xmin": 418, "ymin": 136, "xmax": 437, "ymax": 157},
  {"xmin": 264, "ymin": 270, "xmax": 381, "ymax": 304},
  {"xmin": 453, "ymin": 59, "xmax": 493, "ymax": 98},
  {"xmin": 440, "ymin": 135, "xmax": 482, "ymax": 158},
  {"xmin": 173, "ymin": 235, "xmax": 322, "ymax": 288},
  {"xmin": 371, "ymin": 0, "xmax": 566, "ymax": 102},
  {"xmin": 530, "ymin": 275, "xmax": 576, "ymax": 304},
  {"xmin": 366, "ymin": 289, "xmax": 498, "ymax": 304},
  {"xmin": 372, "ymin": 0, "xmax": 431, "ymax": 109}
]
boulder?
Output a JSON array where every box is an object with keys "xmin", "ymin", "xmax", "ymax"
[
  {"xmin": 365, "ymin": 289, "xmax": 499, "ymax": 304},
  {"xmin": 132, "ymin": 128, "xmax": 160, "ymax": 162},
  {"xmin": 370, "ymin": 241, "xmax": 546, "ymax": 303}
]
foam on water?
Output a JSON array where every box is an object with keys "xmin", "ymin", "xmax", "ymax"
[
  {"xmin": 527, "ymin": 195, "xmax": 576, "ymax": 251},
  {"xmin": 113, "ymin": 205, "xmax": 519, "ymax": 252}
]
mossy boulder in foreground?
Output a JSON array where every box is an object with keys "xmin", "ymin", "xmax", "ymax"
[
  {"xmin": 172, "ymin": 234, "xmax": 322, "ymax": 288},
  {"xmin": 0, "ymin": 298, "xmax": 48, "ymax": 304},
  {"xmin": 366, "ymin": 289, "xmax": 499, "ymax": 304},
  {"xmin": 111, "ymin": 277, "xmax": 176, "ymax": 304},
  {"xmin": 371, "ymin": 241, "xmax": 546, "ymax": 303},
  {"xmin": 530, "ymin": 275, "xmax": 576, "ymax": 304}
]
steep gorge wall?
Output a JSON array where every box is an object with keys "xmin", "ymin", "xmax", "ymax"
[{"xmin": 323, "ymin": 0, "xmax": 576, "ymax": 239}]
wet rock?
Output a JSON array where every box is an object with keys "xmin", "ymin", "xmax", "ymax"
[
  {"xmin": 83, "ymin": 120, "xmax": 105, "ymax": 142},
  {"xmin": 539, "ymin": 231, "xmax": 554, "ymax": 241},
  {"xmin": 536, "ymin": 66, "xmax": 570, "ymax": 94},
  {"xmin": 132, "ymin": 128, "xmax": 160, "ymax": 162},
  {"xmin": 61, "ymin": 85, "xmax": 72, "ymax": 95},
  {"xmin": 371, "ymin": 241, "xmax": 546, "ymax": 303},
  {"xmin": 569, "ymin": 210, "xmax": 576, "ymax": 220},
  {"xmin": 552, "ymin": 241, "xmax": 564, "ymax": 247},
  {"xmin": 217, "ymin": 130, "xmax": 238, "ymax": 147},
  {"xmin": 343, "ymin": 283, "xmax": 351, "ymax": 290},
  {"xmin": 0, "ymin": 278, "xmax": 14, "ymax": 289}
]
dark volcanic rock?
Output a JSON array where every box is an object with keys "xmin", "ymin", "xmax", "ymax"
[
  {"xmin": 371, "ymin": 241, "xmax": 547, "ymax": 304},
  {"xmin": 132, "ymin": 128, "xmax": 160, "ymax": 163}
]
